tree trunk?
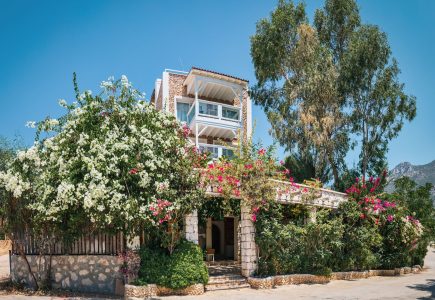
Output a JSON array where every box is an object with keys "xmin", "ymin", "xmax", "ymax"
[
  {"xmin": 328, "ymin": 153, "xmax": 340, "ymax": 189},
  {"xmin": 362, "ymin": 120, "xmax": 368, "ymax": 180}
]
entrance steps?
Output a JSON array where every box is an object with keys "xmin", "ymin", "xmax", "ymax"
[
  {"xmin": 206, "ymin": 274, "xmax": 250, "ymax": 291},
  {"xmin": 206, "ymin": 262, "xmax": 250, "ymax": 291}
]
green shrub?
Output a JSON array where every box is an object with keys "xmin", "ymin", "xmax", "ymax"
[
  {"xmin": 137, "ymin": 240, "xmax": 208, "ymax": 289},
  {"xmin": 336, "ymin": 201, "xmax": 382, "ymax": 271},
  {"xmin": 256, "ymin": 219, "xmax": 304, "ymax": 276},
  {"xmin": 255, "ymin": 207, "xmax": 344, "ymax": 276},
  {"xmin": 301, "ymin": 218, "xmax": 343, "ymax": 275}
]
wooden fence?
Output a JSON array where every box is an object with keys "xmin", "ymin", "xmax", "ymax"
[{"xmin": 11, "ymin": 231, "xmax": 126, "ymax": 255}]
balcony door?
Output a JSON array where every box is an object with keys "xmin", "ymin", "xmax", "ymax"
[{"xmin": 176, "ymin": 102, "xmax": 190, "ymax": 123}]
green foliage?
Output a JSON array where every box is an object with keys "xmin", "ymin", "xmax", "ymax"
[
  {"xmin": 341, "ymin": 24, "xmax": 416, "ymax": 177},
  {"xmin": 137, "ymin": 240, "xmax": 208, "ymax": 289},
  {"xmin": 198, "ymin": 198, "xmax": 240, "ymax": 226},
  {"xmin": 314, "ymin": 0, "xmax": 361, "ymax": 61},
  {"xmin": 0, "ymin": 135, "xmax": 24, "ymax": 231},
  {"xmin": 255, "ymin": 174, "xmax": 428, "ymax": 276},
  {"xmin": 255, "ymin": 204, "xmax": 343, "ymax": 276},
  {"xmin": 0, "ymin": 135, "xmax": 23, "ymax": 172},
  {"xmin": 0, "ymin": 76, "xmax": 206, "ymax": 255},
  {"xmin": 250, "ymin": 0, "xmax": 417, "ymax": 184},
  {"xmin": 392, "ymin": 177, "xmax": 434, "ymax": 265},
  {"xmin": 335, "ymin": 168, "xmax": 360, "ymax": 193},
  {"xmin": 284, "ymin": 153, "xmax": 329, "ymax": 184},
  {"xmin": 335, "ymin": 201, "xmax": 382, "ymax": 270}
]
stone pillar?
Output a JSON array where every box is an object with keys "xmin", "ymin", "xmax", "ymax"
[
  {"xmin": 240, "ymin": 204, "xmax": 257, "ymax": 277},
  {"xmin": 206, "ymin": 218, "xmax": 212, "ymax": 249},
  {"xmin": 307, "ymin": 206, "xmax": 317, "ymax": 224},
  {"xmin": 184, "ymin": 210, "xmax": 199, "ymax": 244}
]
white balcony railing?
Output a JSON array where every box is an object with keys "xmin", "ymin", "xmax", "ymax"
[
  {"xmin": 198, "ymin": 143, "xmax": 235, "ymax": 159},
  {"xmin": 187, "ymin": 99, "xmax": 241, "ymax": 127}
]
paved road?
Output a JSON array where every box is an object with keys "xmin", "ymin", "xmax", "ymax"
[{"xmin": 1, "ymin": 248, "xmax": 434, "ymax": 299}]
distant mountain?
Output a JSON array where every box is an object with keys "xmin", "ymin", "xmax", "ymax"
[{"xmin": 386, "ymin": 160, "xmax": 435, "ymax": 202}]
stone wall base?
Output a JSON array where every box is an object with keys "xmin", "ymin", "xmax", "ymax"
[
  {"xmin": 124, "ymin": 283, "xmax": 204, "ymax": 299},
  {"xmin": 248, "ymin": 266, "xmax": 422, "ymax": 289},
  {"xmin": 10, "ymin": 254, "xmax": 122, "ymax": 294}
]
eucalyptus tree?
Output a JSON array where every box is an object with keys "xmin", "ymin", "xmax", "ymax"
[
  {"xmin": 251, "ymin": 0, "xmax": 348, "ymax": 186},
  {"xmin": 251, "ymin": 0, "xmax": 416, "ymax": 184},
  {"xmin": 340, "ymin": 25, "xmax": 416, "ymax": 177}
]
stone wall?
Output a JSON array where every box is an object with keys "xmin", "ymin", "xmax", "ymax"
[
  {"xmin": 240, "ymin": 204, "xmax": 257, "ymax": 277},
  {"xmin": 168, "ymin": 73, "xmax": 188, "ymax": 113},
  {"xmin": 10, "ymin": 254, "xmax": 122, "ymax": 294},
  {"xmin": 184, "ymin": 210, "xmax": 199, "ymax": 244}
]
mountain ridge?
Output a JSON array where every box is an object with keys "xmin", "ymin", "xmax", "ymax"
[{"xmin": 386, "ymin": 160, "xmax": 435, "ymax": 202}]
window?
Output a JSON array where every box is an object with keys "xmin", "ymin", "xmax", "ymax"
[
  {"xmin": 222, "ymin": 148, "xmax": 234, "ymax": 158},
  {"xmin": 199, "ymin": 145, "xmax": 219, "ymax": 159},
  {"xmin": 199, "ymin": 102, "xmax": 218, "ymax": 117},
  {"xmin": 177, "ymin": 102, "xmax": 190, "ymax": 122},
  {"xmin": 222, "ymin": 107, "xmax": 239, "ymax": 120}
]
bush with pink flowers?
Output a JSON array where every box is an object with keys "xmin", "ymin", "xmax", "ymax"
[
  {"xmin": 201, "ymin": 137, "xmax": 296, "ymax": 223},
  {"xmin": 254, "ymin": 171, "xmax": 427, "ymax": 276},
  {"xmin": 342, "ymin": 172, "xmax": 425, "ymax": 269}
]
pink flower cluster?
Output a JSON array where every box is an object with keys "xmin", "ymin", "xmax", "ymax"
[
  {"xmin": 258, "ymin": 148, "xmax": 266, "ymax": 156},
  {"xmin": 204, "ymin": 162, "xmax": 241, "ymax": 197},
  {"xmin": 345, "ymin": 172, "xmax": 386, "ymax": 196},
  {"xmin": 405, "ymin": 215, "xmax": 420, "ymax": 225},
  {"xmin": 149, "ymin": 199, "xmax": 173, "ymax": 224},
  {"xmin": 181, "ymin": 123, "xmax": 191, "ymax": 138},
  {"xmin": 251, "ymin": 206, "xmax": 260, "ymax": 222},
  {"xmin": 357, "ymin": 196, "xmax": 398, "ymax": 225}
]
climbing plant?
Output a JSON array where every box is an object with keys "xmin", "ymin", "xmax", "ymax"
[{"xmin": 202, "ymin": 137, "xmax": 300, "ymax": 222}]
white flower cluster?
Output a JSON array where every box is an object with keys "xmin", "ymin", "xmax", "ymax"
[{"xmin": 0, "ymin": 76, "xmax": 202, "ymax": 234}]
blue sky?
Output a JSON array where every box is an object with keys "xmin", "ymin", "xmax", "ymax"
[{"xmin": 1, "ymin": 0, "xmax": 434, "ymax": 169}]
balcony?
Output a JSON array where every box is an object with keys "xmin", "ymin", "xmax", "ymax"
[
  {"xmin": 186, "ymin": 99, "xmax": 242, "ymax": 140},
  {"xmin": 198, "ymin": 143, "xmax": 235, "ymax": 160}
]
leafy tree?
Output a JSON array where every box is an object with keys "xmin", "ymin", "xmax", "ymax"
[
  {"xmin": 251, "ymin": 2, "xmax": 348, "ymax": 186},
  {"xmin": 314, "ymin": 0, "xmax": 361, "ymax": 62},
  {"xmin": 283, "ymin": 152, "xmax": 329, "ymax": 183},
  {"xmin": 251, "ymin": 0, "xmax": 416, "ymax": 185},
  {"xmin": 340, "ymin": 25, "xmax": 416, "ymax": 177}
]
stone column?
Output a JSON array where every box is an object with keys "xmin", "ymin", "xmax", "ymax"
[
  {"xmin": 184, "ymin": 210, "xmax": 199, "ymax": 244},
  {"xmin": 307, "ymin": 206, "xmax": 317, "ymax": 224},
  {"xmin": 240, "ymin": 204, "xmax": 257, "ymax": 277}
]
